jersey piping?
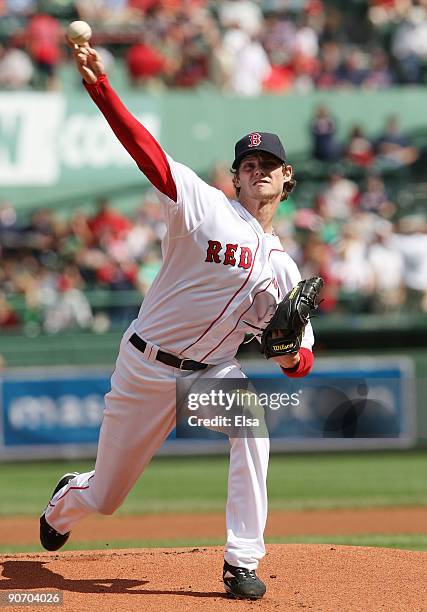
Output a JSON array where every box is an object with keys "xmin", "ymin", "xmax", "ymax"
[{"xmin": 200, "ymin": 279, "xmax": 274, "ymax": 362}]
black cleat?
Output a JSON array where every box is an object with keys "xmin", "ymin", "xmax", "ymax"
[
  {"xmin": 40, "ymin": 472, "xmax": 79, "ymax": 551},
  {"xmin": 223, "ymin": 560, "xmax": 266, "ymax": 600}
]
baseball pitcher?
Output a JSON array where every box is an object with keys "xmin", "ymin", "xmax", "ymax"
[{"xmin": 39, "ymin": 39, "xmax": 323, "ymax": 600}]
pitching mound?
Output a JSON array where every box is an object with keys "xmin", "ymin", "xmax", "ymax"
[{"xmin": 1, "ymin": 544, "xmax": 426, "ymax": 611}]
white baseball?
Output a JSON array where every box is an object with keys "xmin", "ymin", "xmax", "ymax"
[{"xmin": 67, "ymin": 20, "xmax": 92, "ymax": 45}]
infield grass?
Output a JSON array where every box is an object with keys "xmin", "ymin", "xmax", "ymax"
[
  {"xmin": 1, "ymin": 534, "xmax": 427, "ymax": 554},
  {"xmin": 1, "ymin": 451, "xmax": 427, "ymax": 516}
]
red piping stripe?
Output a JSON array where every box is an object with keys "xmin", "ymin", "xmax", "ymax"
[
  {"xmin": 182, "ymin": 218, "xmax": 260, "ymax": 353},
  {"xmin": 268, "ymin": 248, "xmax": 287, "ymax": 260},
  {"xmin": 48, "ymin": 474, "xmax": 94, "ymax": 508},
  {"xmin": 200, "ymin": 280, "xmax": 273, "ymax": 361}
]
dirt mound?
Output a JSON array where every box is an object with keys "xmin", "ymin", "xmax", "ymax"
[{"xmin": 1, "ymin": 544, "xmax": 426, "ymax": 611}]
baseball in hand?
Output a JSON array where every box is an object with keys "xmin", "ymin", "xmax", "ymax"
[{"xmin": 67, "ymin": 20, "xmax": 92, "ymax": 45}]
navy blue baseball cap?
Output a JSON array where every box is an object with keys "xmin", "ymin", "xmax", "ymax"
[{"xmin": 232, "ymin": 132, "xmax": 287, "ymax": 170}]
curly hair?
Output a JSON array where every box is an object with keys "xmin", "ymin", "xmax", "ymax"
[{"xmin": 230, "ymin": 164, "xmax": 296, "ymax": 202}]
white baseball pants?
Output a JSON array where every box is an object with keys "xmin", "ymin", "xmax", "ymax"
[{"xmin": 44, "ymin": 325, "xmax": 269, "ymax": 569}]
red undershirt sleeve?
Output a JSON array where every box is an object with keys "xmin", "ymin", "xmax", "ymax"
[
  {"xmin": 83, "ymin": 75, "xmax": 177, "ymax": 202},
  {"xmin": 281, "ymin": 347, "xmax": 314, "ymax": 378}
]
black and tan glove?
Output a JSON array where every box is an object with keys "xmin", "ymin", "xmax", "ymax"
[{"xmin": 260, "ymin": 276, "xmax": 324, "ymax": 359}]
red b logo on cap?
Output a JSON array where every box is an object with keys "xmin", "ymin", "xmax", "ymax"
[{"xmin": 248, "ymin": 132, "xmax": 262, "ymax": 147}]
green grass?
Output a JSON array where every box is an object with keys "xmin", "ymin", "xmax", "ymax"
[
  {"xmin": 270, "ymin": 533, "xmax": 427, "ymax": 552},
  {"xmin": 1, "ymin": 451, "xmax": 427, "ymax": 516},
  {"xmin": 1, "ymin": 534, "xmax": 427, "ymax": 555}
]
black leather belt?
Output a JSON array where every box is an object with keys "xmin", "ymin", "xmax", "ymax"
[{"xmin": 129, "ymin": 333, "xmax": 209, "ymax": 371}]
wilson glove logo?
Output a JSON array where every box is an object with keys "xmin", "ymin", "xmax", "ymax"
[{"xmin": 273, "ymin": 343, "xmax": 294, "ymax": 351}]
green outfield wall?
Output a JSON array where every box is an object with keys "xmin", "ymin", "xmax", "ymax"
[{"xmin": 1, "ymin": 86, "xmax": 427, "ymax": 209}]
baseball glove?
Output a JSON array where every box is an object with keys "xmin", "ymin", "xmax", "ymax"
[{"xmin": 261, "ymin": 276, "xmax": 324, "ymax": 359}]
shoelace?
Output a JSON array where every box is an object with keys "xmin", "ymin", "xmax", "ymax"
[{"xmin": 233, "ymin": 568, "xmax": 257, "ymax": 580}]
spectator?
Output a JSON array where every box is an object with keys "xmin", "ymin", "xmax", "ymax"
[
  {"xmin": 367, "ymin": 220, "xmax": 405, "ymax": 312},
  {"xmin": 172, "ymin": 36, "xmax": 209, "ymax": 88},
  {"xmin": 98, "ymin": 260, "xmax": 139, "ymax": 324},
  {"xmin": 126, "ymin": 41, "xmax": 167, "ymax": 89},
  {"xmin": 25, "ymin": 12, "xmax": 62, "ymax": 90},
  {"xmin": 207, "ymin": 29, "xmax": 234, "ymax": 92},
  {"xmin": 346, "ymin": 124, "xmax": 375, "ymax": 167},
  {"xmin": 25, "ymin": 208, "xmax": 59, "ymax": 256},
  {"xmin": 0, "ymin": 41, "xmax": 34, "ymax": 88},
  {"xmin": 43, "ymin": 264, "xmax": 93, "ymax": 333},
  {"xmin": 317, "ymin": 168, "xmax": 359, "ymax": 221},
  {"xmin": 229, "ymin": 32, "xmax": 271, "ymax": 96},
  {"xmin": 262, "ymin": 50, "xmax": 295, "ymax": 93},
  {"xmin": 218, "ymin": 0, "xmax": 263, "ymax": 37},
  {"xmin": 375, "ymin": 115, "xmax": 419, "ymax": 169},
  {"xmin": 88, "ymin": 197, "xmax": 132, "ymax": 241},
  {"xmin": 359, "ymin": 173, "xmax": 396, "ymax": 217},
  {"xmin": 262, "ymin": 11, "xmax": 297, "ymax": 60},
  {"xmin": 293, "ymin": 16, "xmax": 319, "ymax": 59},
  {"xmin": 391, "ymin": 4, "xmax": 427, "ymax": 83},
  {"xmin": 336, "ymin": 47, "xmax": 370, "ymax": 88},
  {"xmin": 62, "ymin": 211, "xmax": 94, "ymax": 252},
  {"xmin": 364, "ymin": 47, "xmax": 394, "ymax": 89},
  {"xmin": 315, "ymin": 41, "xmax": 341, "ymax": 89},
  {"xmin": 332, "ymin": 220, "xmax": 375, "ymax": 312},
  {"xmin": 391, "ymin": 216, "xmax": 427, "ymax": 312},
  {"xmin": 311, "ymin": 104, "xmax": 340, "ymax": 162},
  {"xmin": 290, "ymin": 50, "xmax": 319, "ymax": 93},
  {"xmin": 298, "ymin": 232, "xmax": 339, "ymax": 313},
  {"xmin": 125, "ymin": 216, "xmax": 157, "ymax": 261}
]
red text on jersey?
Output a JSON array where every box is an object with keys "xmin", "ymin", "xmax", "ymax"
[{"xmin": 205, "ymin": 240, "xmax": 253, "ymax": 270}]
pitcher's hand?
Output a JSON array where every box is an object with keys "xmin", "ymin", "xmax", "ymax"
[{"xmin": 66, "ymin": 37, "xmax": 105, "ymax": 84}]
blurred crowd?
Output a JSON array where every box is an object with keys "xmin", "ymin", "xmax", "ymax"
[
  {"xmin": 2, "ymin": 0, "xmax": 427, "ymax": 92},
  {"xmin": 311, "ymin": 108, "xmax": 419, "ymax": 170},
  {"xmin": 0, "ymin": 195, "xmax": 166, "ymax": 334},
  {"xmin": 1, "ymin": 142, "xmax": 426, "ymax": 335}
]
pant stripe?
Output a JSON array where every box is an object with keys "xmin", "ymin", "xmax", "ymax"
[{"xmin": 49, "ymin": 475, "xmax": 95, "ymax": 508}]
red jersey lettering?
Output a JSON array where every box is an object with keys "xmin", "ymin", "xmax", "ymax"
[
  {"xmin": 238, "ymin": 247, "xmax": 253, "ymax": 269},
  {"xmin": 224, "ymin": 243, "xmax": 238, "ymax": 266},
  {"xmin": 205, "ymin": 240, "xmax": 222, "ymax": 263}
]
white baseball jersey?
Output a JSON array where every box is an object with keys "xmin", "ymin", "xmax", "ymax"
[{"xmin": 135, "ymin": 155, "xmax": 314, "ymax": 364}]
